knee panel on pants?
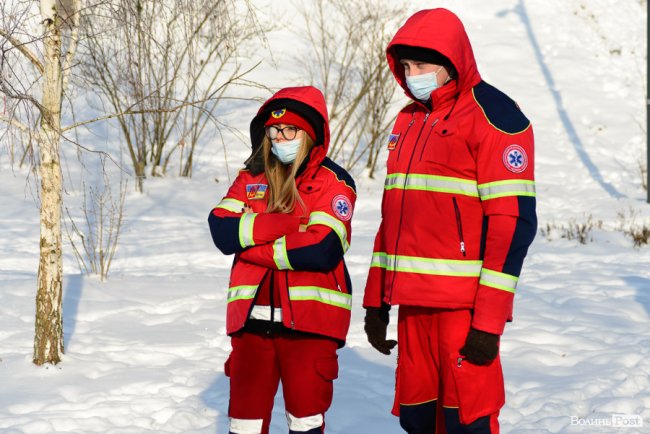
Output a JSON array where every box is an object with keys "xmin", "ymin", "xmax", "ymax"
[{"xmin": 399, "ymin": 400, "xmax": 437, "ymax": 434}]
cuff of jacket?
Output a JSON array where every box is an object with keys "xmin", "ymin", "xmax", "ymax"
[
  {"xmin": 239, "ymin": 213, "xmax": 302, "ymax": 249},
  {"xmin": 362, "ymin": 266, "xmax": 386, "ymax": 308},
  {"xmin": 471, "ymin": 281, "xmax": 515, "ymax": 335}
]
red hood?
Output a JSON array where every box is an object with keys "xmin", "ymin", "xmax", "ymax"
[
  {"xmin": 386, "ymin": 8, "xmax": 481, "ymax": 107},
  {"xmin": 249, "ymin": 86, "xmax": 330, "ymax": 172}
]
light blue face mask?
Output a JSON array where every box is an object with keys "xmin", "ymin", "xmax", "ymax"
[
  {"xmin": 271, "ymin": 138, "xmax": 301, "ymax": 164},
  {"xmin": 405, "ymin": 67, "xmax": 444, "ymax": 101}
]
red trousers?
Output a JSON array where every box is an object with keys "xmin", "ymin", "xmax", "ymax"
[
  {"xmin": 225, "ymin": 331, "xmax": 339, "ymax": 434},
  {"xmin": 393, "ymin": 307, "xmax": 504, "ymax": 433}
]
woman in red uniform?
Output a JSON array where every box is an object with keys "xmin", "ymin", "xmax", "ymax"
[{"xmin": 208, "ymin": 86, "xmax": 356, "ymax": 434}]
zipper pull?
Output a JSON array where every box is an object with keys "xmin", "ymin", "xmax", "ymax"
[
  {"xmin": 457, "ymin": 357, "xmax": 464, "ymax": 368},
  {"xmin": 460, "ymin": 241, "xmax": 466, "ymax": 256}
]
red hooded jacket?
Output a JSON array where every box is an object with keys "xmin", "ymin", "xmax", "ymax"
[
  {"xmin": 363, "ymin": 9, "xmax": 537, "ymax": 335},
  {"xmin": 209, "ymin": 86, "xmax": 356, "ymax": 343}
]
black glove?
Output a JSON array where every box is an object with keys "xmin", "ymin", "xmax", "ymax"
[
  {"xmin": 364, "ymin": 304, "xmax": 397, "ymax": 355},
  {"xmin": 459, "ymin": 328, "xmax": 500, "ymax": 365}
]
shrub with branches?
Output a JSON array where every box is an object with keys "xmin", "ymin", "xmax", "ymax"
[
  {"xmin": 65, "ymin": 159, "xmax": 126, "ymax": 281},
  {"xmin": 78, "ymin": 0, "xmax": 265, "ymax": 191},
  {"xmin": 299, "ymin": 0, "xmax": 407, "ymax": 177}
]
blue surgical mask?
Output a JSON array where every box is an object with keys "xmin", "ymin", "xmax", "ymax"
[
  {"xmin": 405, "ymin": 67, "xmax": 444, "ymax": 101},
  {"xmin": 271, "ymin": 138, "xmax": 301, "ymax": 164}
]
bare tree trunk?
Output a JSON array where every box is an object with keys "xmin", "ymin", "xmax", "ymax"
[{"xmin": 33, "ymin": 1, "xmax": 64, "ymax": 366}]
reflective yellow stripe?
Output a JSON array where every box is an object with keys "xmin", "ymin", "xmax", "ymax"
[
  {"xmin": 273, "ymin": 236, "xmax": 293, "ymax": 270},
  {"xmin": 385, "ymin": 173, "xmax": 479, "ymax": 197},
  {"xmin": 215, "ymin": 197, "xmax": 245, "ymax": 213},
  {"xmin": 307, "ymin": 211, "xmax": 349, "ymax": 252},
  {"xmin": 288, "ymin": 286, "xmax": 352, "ymax": 310},
  {"xmin": 479, "ymin": 268, "xmax": 518, "ymax": 293},
  {"xmin": 371, "ymin": 252, "xmax": 482, "ymax": 277},
  {"xmin": 478, "ymin": 180, "xmax": 536, "ymax": 200},
  {"xmin": 227, "ymin": 285, "xmax": 258, "ymax": 302},
  {"xmin": 238, "ymin": 213, "xmax": 257, "ymax": 248}
]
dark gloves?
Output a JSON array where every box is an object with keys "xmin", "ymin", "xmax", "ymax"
[
  {"xmin": 364, "ymin": 304, "xmax": 397, "ymax": 355},
  {"xmin": 459, "ymin": 327, "xmax": 500, "ymax": 365}
]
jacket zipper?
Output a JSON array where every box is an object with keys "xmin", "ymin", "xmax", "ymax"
[
  {"xmin": 452, "ymin": 197, "xmax": 466, "ymax": 256},
  {"xmin": 285, "ymin": 272, "xmax": 295, "ymax": 329},
  {"xmin": 389, "ymin": 112, "xmax": 430, "ymax": 303},
  {"xmin": 330, "ymin": 270, "xmax": 343, "ymax": 293},
  {"xmin": 396, "ymin": 115, "xmax": 416, "ymax": 161},
  {"xmin": 418, "ymin": 118, "xmax": 439, "ymax": 161},
  {"xmin": 269, "ymin": 270, "xmax": 275, "ymax": 326}
]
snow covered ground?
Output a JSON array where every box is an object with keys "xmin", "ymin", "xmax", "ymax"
[{"xmin": 1, "ymin": 0, "xmax": 649, "ymax": 432}]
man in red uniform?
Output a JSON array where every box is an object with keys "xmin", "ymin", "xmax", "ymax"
[{"xmin": 363, "ymin": 8, "xmax": 537, "ymax": 434}]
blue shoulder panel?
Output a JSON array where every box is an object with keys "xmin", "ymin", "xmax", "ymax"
[
  {"xmin": 322, "ymin": 157, "xmax": 357, "ymax": 193},
  {"xmin": 472, "ymin": 81, "xmax": 531, "ymax": 135}
]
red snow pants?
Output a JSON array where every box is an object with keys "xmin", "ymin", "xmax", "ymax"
[
  {"xmin": 393, "ymin": 306, "xmax": 505, "ymax": 434},
  {"xmin": 224, "ymin": 330, "xmax": 339, "ymax": 434}
]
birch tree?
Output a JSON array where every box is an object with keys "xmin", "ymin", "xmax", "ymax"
[{"xmin": 0, "ymin": 0, "xmax": 81, "ymax": 365}]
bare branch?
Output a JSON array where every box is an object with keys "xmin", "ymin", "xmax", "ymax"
[
  {"xmin": 0, "ymin": 113, "xmax": 31, "ymax": 132},
  {"xmin": 0, "ymin": 28, "xmax": 45, "ymax": 74},
  {"xmin": 60, "ymin": 97, "xmax": 217, "ymax": 133}
]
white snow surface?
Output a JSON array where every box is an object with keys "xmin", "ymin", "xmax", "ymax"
[{"xmin": 1, "ymin": 0, "xmax": 649, "ymax": 433}]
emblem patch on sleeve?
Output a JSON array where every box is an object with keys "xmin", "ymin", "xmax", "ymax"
[
  {"xmin": 503, "ymin": 144, "xmax": 528, "ymax": 173},
  {"xmin": 331, "ymin": 195, "xmax": 353, "ymax": 221},
  {"xmin": 387, "ymin": 133, "xmax": 400, "ymax": 151},
  {"xmin": 246, "ymin": 184, "xmax": 268, "ymax": 200}
]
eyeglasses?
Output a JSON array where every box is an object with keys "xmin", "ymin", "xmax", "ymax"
[{"xmin": 265, "ymin": 125, "xmax": 300, "ymax": 141}]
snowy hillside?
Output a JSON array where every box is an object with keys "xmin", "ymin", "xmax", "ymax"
[{"xmin": 1, "ymin": 0, "xmax": 648, "ymax": 433}]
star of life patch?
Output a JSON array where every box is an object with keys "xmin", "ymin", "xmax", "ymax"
[
  {"xmin": 271, "ymin": 108, "xmax": 286, "ymax": 119},
  {"xmin": 503, "ymin": 144, "xmax": 528, "ymax": 173},
  {"xmin": 387, "ymin": 133, "xmax": 400, "ymax": 151},
  {"xmin": 246, "ymin": 184, "xmax": 268, "ymax": 200},
  {"xmin": 331, "ymin": 195, "xmax": 353, "ymax": 221}
]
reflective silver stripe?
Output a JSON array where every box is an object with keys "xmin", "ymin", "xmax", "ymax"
[
  {"xmin": 371, "ymin": 252, "xmax": 388, "ymax": 268},
  {"xmin": 479, "ymin": 268, "xmax": 518, "ymax": 293},
  {"xmin": 227, "ymin": 285, "xmax": 258, "ymax": 302},
  {"xmin": 307, "ymin": 211, "xmax": 349, "ymax": 252},
  {"xmin": 370, "ymin": 252, "xmax": 482, "ymax": 277},
  {"xmin": 385, "ymin": 173, "xmax": 479, "ymax": 197},
  {"xmin": 478, "ymin": 180, "xmax": 536, "ymax": 200},
  {"xmin": 286, "ymin": 412, "xmax": 324, "ymax": 431},
  {"xmin": 288, "ymin": 286, "xmax": 352, "ymax": 310},
  {"xmin": 273, "ymin": 236, "xmax": 293, "ymax": 270},
  {"xmin": 250, "ymin": 306, "xmax": 283, "ymax": 322},
  {"xmin": 229, "ymin": 417, "xmax": 263, "ymax": 433},
  {"xmin": 238, "ymin": 213, "xmax": 257, "ymax": 248},
  {"xmin": 215, "ymin": 197, "xmax": 245, "ymax": 213}
]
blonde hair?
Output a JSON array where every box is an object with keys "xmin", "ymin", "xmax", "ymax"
[{"xmin": 261, "ymin": 133, "xmax": 315, "ymax": 214}]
